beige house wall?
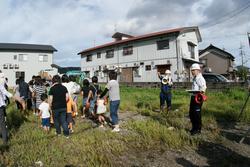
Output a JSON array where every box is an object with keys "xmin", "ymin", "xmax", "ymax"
[{"xmin": 200, "ymin": 52, "xmax": 229, "ymax": 74}]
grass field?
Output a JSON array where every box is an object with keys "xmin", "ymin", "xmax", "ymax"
[{"xmin": 0, "ymin": 86, "xmax": 249, "ymax": 166}]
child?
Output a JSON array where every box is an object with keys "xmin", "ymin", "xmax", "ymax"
[
  {"xmin": 39, "ymin": 93, "xmax": 51, "ymax": 132},
  {"xmin": 157, "ymin": 70, "xmax": 173, "ymax": 112},
  {"xmin": 89, "ymin": 76, "xmax": 101, "ymax": 115},
  {"xmin": 81, "ymin": 79, "xmax": 92, "ymax": 118},
  {"xmin": 96, "ymin": 90, "xmax": 108, "ymax": 127},
  {"xmin": 66, "ymin": 97, "xmax": 74, "ymax": 133},
  {"xmin": 100, "ymin": 71, "xmax": 120, "ymax": 132}
]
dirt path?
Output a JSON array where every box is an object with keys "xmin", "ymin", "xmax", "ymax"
[{"xmin": 116, "ymin": 111, "xmax": 250, "ymax": 167}]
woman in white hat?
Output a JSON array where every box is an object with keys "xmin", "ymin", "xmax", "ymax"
[
  {"xmin": 189, "ymin": 63, "xmax": 206, "ymax": 135},
  {"xmin": 157, "ymin": 70, "xmax": 173, "ymax": 112}
]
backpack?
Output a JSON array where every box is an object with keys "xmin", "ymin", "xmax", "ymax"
[{"xmin": 161, "ymin": 84, "xmax": 171, "ymax": 95}]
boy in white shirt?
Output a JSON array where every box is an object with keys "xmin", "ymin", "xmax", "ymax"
[{"xmin": 39, "ymin": 93, "xmax": 51, "ymax": 132}]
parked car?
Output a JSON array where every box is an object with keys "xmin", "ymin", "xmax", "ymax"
[{"xmin": 202, "ymin": 73, "xmax": 230, "ymax": 82}]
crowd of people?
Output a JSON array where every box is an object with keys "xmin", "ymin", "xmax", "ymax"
[
  {"xmin": 0, "ymin": 63, "xmax": 206, "ymax": 145},
  {"xmin": 0, "ymin": 70, "xmax": 121, "ymax": 144}
]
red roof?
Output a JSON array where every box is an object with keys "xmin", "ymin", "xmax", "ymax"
[{"xmin": 78, "ymin": 26, "xmax": 201, "ymax": 55}]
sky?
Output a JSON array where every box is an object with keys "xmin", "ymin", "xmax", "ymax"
[{"xmin": 0, "ymin": 0, "xmax": 249, "ymax": 67}]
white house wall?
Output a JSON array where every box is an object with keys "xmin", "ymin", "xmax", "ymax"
[
  {"xmin": 81, "ymin": 31, "xmax": 200, "ymax": 82},
  {"xmin": 0, "ymin": 51, "xmax": 54, "ymax": 87},
  {"xmin": 177, "ymin": 31, "xmax": 200, "ymax": 81}
]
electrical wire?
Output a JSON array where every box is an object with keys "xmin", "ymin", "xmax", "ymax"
[{"xmin": 200, "ymin": 1, "xmax": 250, "ymax": 29}]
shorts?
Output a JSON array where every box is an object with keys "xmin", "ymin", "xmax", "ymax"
[
  {"xmin": 67, "ymin": 113, "xmax": 73, "ymax": 123},
  {"xmin": 42, "ymin": 118, "xmax": 50, "ymax": 127},
  {"xmin": 67, "ymin": 97, "xmax": 73, "ymax": 112},
  {"xmin": 82, "ymin": 97, "xmax": 88, "ymax": 107}
]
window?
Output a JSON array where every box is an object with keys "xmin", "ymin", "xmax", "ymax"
[
  {"xmin": 19, "ymin": 54, "xmax": 28, "ymax": 61},
  {"xmin": 13, "ymin": 55, "xmax": 17, "ymax": 60},
  {"xmin": 106, "ymin": 49, "xmax": 114, "ymax": 58},
  {"xmin": 16, "ymin": 71, "xmax": 25, "ymax": 79},
  {"xmin": 145, "ymin": 65, "xmax": 151, "ymax": 71},
  {"xmin": 39, "ymin": 55, "xmax": 48, "ymax": 62},
  {"xmin": 123, "ymin": 46, "xmax": 133, "ymax": 55},
  {"xmin": 97, "ymin": 52, "xmax": 101, "ymax": 59},
  {"xmin": 86, "ymin": 54, "xmax": 92, "ymax": 62},
  {"xmin": 188, "ymin": 42, "xmax": 195, "ymax": 59},
  {"xmin": 157, "ymin": 40, "xmax": 169, "ymax": 50}
]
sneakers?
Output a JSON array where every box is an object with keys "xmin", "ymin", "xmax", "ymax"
[
  {"xmin": 112, "ymin": 125, "xmax": 120, "ymax": 132},
  {"xmin": 99, "ymin": 124, "xmax": 104, "ymax": 128}
]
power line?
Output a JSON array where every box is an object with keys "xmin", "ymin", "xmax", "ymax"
[{"xmin": 200, "ymin": 1, "xmax": 250, "ymax": 29}]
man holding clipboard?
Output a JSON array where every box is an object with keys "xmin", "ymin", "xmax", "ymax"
[{"xmin": 187, "ymin": 63, "xmax": 207, "ymax": 135}]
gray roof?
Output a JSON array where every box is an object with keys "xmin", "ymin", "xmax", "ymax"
[{"xmin": 0, "ymin": 43, "xmax": 57, "ymax": 52}]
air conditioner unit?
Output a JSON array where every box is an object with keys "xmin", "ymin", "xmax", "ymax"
[
  {"xmin": 15, "ymin": 64, "xmax": 19, "ymax": 69},
  {"xmin": 3, "ymin": 64, "xmax": 8, "ymax": 69},
  {"xmin": 9, "ymin": 64, "xmax": 14, "ymax": 69}
]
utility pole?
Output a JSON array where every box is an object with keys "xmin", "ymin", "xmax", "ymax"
[{"xmin": 239, "ymin": 43, "xmax": 245, "ymax": 67}]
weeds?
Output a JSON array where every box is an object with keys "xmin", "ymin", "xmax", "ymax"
[{"xmin": 0, "ymin": 87, "xmax": 248, "ymax": 166}]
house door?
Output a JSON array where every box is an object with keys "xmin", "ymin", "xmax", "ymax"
[
  {"xmin": 120, "ymin": 67, "xmax": 133, "ymax": 82},
  {"xmin": 157, "ymin": 65, "xmax": 171, "ymax": 74},
  {"xmin": 16, "ymin": 71, "xmax": 25, "ymax": 79}
]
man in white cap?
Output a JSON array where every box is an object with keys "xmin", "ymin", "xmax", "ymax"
[
  {"xmin": 189, "ymin": 63, "xmax": 206, "ymax": 135},
  {"xmin": 157, "ymin": 70, "xmax": 173, "ymax": 112},
  {"xmin": 0, "ymin": 71, "xmax": 12, "ymax": 144}
]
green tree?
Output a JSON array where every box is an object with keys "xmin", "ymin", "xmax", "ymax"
[{"xmin": 237, "ymin": 66, "xmax": 248, "ymax": 81}]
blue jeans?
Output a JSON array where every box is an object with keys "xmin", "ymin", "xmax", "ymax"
[
  {"xmin": 160, "ymin": 92, "xmax": 172, "ymax": 109},
  {"xmin": 82, "ymin": 97, "xmax": 87, "ymax": 107},
  {"xmin": 53, "ymin": 108, "xmax": 69, "ymax": 136},
  {"xmin": 89, "ymin": 96, "xmax": 97, "ymax": 113},
  {"xmin": 110, "ymin": 100, "xmax": 120, "ymax": 125},
  {"xmin": 0, "ymin": 107, "xmax": 8, "ymax": 144}
]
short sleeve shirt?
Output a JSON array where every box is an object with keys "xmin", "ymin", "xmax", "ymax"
[
  {"xmin": 39, "ymin": 102, "xmax": 50, "ymax": 118},
  {"xmin": 106, "ymin": 80, "xmax": 120, "ymax": 101},
  {"xmin": 49, "ymin": 84, "xmax": 68, "ymax": 110},
  {"xmin": 81, "ymin": 86, "xmax": 90, "ymax": 98}
]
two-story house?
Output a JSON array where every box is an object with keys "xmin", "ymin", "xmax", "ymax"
[
  {"xmin": 199, "ymin": 44, "xmax": 235, "ymax": 79},
  {"xmin": 78, "ymin": 26, "xmax": 202, "ymax": 82},
  {"xmin": 0, "ymin": 43, "xmax": 57, "ymax": 86}
]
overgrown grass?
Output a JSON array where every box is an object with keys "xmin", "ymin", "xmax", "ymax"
[{"xmin": 0, "ymin": 86, "xmax": 249, "ymax": 166}]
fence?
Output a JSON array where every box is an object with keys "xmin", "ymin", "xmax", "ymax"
[{"xmin": 120, "ymin": 82, "xmax": 249, "ymax": 91}]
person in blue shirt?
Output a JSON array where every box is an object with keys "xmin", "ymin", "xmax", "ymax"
[{"xmin": 157, "ymin": 70, "xmax": 173, "ymax": 112}]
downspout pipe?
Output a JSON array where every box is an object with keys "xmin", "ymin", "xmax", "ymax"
[{"xmin": 175, "ymin": 38, "xmax": 180, "ymax": 82}]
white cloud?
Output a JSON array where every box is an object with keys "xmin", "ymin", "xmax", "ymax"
[{"xmin": 0, "ymin": 0, "xmax": 249, "ymax": 67}]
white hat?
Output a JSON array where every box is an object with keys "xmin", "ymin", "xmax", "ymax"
[
  {"xmin": 165, "ymin": 70, "xmax": 171, "ymax": 74},
  {"xmin": 190, "ymin": 63, "xmax": 201, "ymax": 70}
]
